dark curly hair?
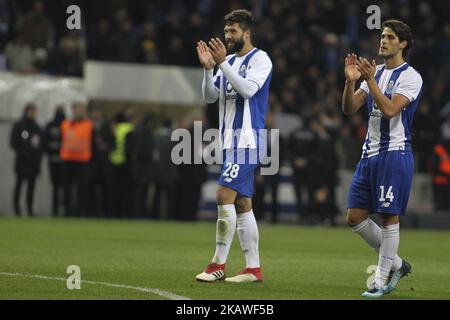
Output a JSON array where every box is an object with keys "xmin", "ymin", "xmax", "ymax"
[
  {"xmin": 382, "ymin": 20, "xmax": 413, "ymax": 57},
  {"xmin": 224, "ymin": 9, "xmax": 254, "ymax": 33}
]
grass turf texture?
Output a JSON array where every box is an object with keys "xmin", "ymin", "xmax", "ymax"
[{"xmin": 0, "ymin": 217, "xmax": 449, "ymax": 300}]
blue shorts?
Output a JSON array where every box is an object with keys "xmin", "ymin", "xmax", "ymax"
[
  {"xmin": 218, "ymin": 149, "xmax": 260, "ymax": 198},
  {"xmin": 347, "ymin": 150, "xmax": 414, "ymax": 215}
]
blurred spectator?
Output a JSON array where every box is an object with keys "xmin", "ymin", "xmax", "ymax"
[
  {"xmin": 137, "ymin": 22, "xmax": 159, "ymax": 64},
  {"xmin": 431, "ymin": 139, "xmax": 450, "ymax": 211},
  {"xmin": 88, "ymin": 106, "xmax": 116, "ymax": 218},
  {"xmin": 44, "ymin": 105, "xmax": 65, "ymax": 217},
  {"xmin": 126, "ymin": 113, "xmax": 155, "ymax": 218},
  {"xmin": 112, "ymin": 18, "xmax": 137, "ymax": 62},
  {"xmin": 60, "ymin": 103, "xmax": 93, "ymax": 217},
  {"xmin": 33, "ymin": 47, "xmax": 48, "ymax": 72},
  {"xmin": 308, "ymin": 116, "xmax": 339, "ymax": 226},
  {"xmin": 152, "ymin": 119, "xmax": 178, "ymax": 220},
  {"xmin": 288, "ymin": 117, "xmax": 315, "ymax": 222},
  {"xmin": 10, "ymin": 103, "xmax": 43, "ymax": 217},
  {"xmin": 174, "ymin": 118, "xmax": 207, "ymax": 221},
  {"xmin": 412, "ymin": 101, "xmax": 437, "ymax": 172},
  {"xmin": 110, "ymin": 110, "xmax": 135, "ymax": 218},
  {"xmin": 345, "ymin": 4, "xmax": 359, "ymax": 47},
  {"xmin": 87, "ymin": 19, "xmax": 115, "ymax": 61},
  {"xmin": 253, "ymin": 113, "xmax": 285, "ymax": 223},
  {"xmin": 19, "ymin": 0, "xmax": 53, "ymax": 50},
  {"xmin": 161, "ymin": 35, "xmax": 188, "ymax": 65},
  {"xmin": 253, "ymin": 172, "xmax": 266, "ymax": 221},
  {"xmin": 4, "ymin": 33, "xmax": 34, "ymax": 73},
  {"xmin": 336, "ymin": 125, "xmax": 360, "ymax": 170},
  {"xmin": 47, "ymin": 35, "xmax": 83, "ymax": 77},
  {"xmin": 322, "ymin": 32, "xmax": 340, "ymax": 73},
  {"xmin": 348, "ymin": 113, "xmax": 367, "ymax": 144}
]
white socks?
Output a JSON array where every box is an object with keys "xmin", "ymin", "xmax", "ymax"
[
  {"xmin": 352, "ymin": 219, "xmax": 402, "ymax": 272},
  {"xmin": 374, "ymin": 223, "xmax": 400, "ymax": 288},
  {"xmin": 212, "ymin": 205, "xmax": 236, "ymax": 264},
  {"xmin": 237, "ymin": 210, "xmax": 260, "ymax": 268},
  {"xmin": 352, "ymin": 218, "xmax": 383, "ymax": 250},
  {"xmin": 211, "ymin": 206, "xmax": 261, "ymax": 268}
]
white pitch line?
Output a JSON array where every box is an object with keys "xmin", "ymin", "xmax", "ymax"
[{"xmin": 0, "ymin": 272, "xmax": 191, "ymax": 300}]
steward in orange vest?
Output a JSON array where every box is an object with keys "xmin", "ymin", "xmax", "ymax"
[
  {"xmin": 60, "ymin": 118, "xmax": 93, "ymax": 162},
  {"xmin": 61, "ymin": 103, "xmax": 93, "ymax": 217}
]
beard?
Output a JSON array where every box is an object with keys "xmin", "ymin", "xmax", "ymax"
[{"xmin": 226, "ymin": 37, "xmax": 245, "ymax": 53}]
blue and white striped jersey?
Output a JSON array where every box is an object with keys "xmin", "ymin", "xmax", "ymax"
[
  {"xmin": 359, "ymin": 62, "xmax": 423, "ymax": 158},
  {"xmin": 212, "ymin": 48, "xmax": 272, "ymax": 150}
]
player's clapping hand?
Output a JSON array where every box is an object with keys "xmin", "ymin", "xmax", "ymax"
[
  {"xmin": 356, "ymin": 57, "xmax": 377, "ymax": 81},
  {"xmin": 196, "ymin": 40, "xmax": 216, "ymax": 70},
  {"xmin": 344, "ymin": 53, "xmax": 361, "ymax": 82},
  {"xmin": 208, "ymin": 38, "xmax": 227, "ymax": 65}
]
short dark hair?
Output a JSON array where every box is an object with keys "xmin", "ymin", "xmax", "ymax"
[
  {"xmin": 23, "ymin": 103, "xmax": 36, "ymax": 115},
  {"xmin": 381, "ymin": 19, "xmax": 413, "ymax": 57},
  {"xmin": 224, "ymin": 9, "xmax": 254, "ymax": 32}
]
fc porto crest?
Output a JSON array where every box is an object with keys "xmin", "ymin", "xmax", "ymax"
[
  {"xmin": 385, "ymin": 80, "xmax": 395, "ymax": 95},
  {"xmin": 238, "ymin": 64, "xmax": 247, "ymax": 77}
]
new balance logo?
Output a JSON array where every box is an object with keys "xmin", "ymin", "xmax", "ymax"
[
  {"xmin": 225, "ymin": 178, "xmax": 233, "ymax": 183},
  {"xmin": 381, "ymin": 202, "xmax": 391, "ymax": 208}
]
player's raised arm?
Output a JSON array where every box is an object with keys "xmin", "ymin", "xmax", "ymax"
[
  {"xmin": 342, "ymin": 54, "xmax": 367, "ymax": 115},
  {"xmin": 197, "ymin": 40, "xmax": 219, "ymax": 104},
  {"xmin": 356, "ymin": 57, "xmax": 410, "ymax": 119}
]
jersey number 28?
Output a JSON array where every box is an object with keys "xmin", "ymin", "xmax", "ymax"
[{"xmin": 223, "ymin": 163, "xmax": 240, "ymax": 179}]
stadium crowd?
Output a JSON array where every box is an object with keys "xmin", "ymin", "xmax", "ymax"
[{"xmin": 2, "ymin": 0, "xmax": 450, "ymax": 221}]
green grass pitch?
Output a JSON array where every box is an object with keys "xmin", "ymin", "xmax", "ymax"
[{"xmin": 0, "ymin": 217, "xmax": 449, "ymax": 300}]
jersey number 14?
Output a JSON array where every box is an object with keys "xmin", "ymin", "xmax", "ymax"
[{"xmin": 379, "ymin": 185, "xmax": 394, "ymax": 202}]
